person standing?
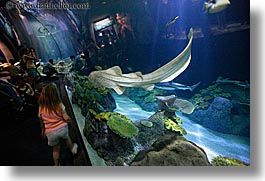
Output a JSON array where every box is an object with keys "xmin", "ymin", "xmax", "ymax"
[
  {"xmin": 22, "ymin": 48, "xmax": 37, "ymax": 78},
  {"xmin": 38, "ymin": 83, "xmax": 78, "ymax": 166},
  {"xmin": 42, "ymin": 59, "xmax": 57, "ymax": 78}
]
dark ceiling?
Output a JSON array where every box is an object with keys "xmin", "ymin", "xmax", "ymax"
[{"xmin": 0, "ymin": 0, "xmax": 9, "ymax": 7}]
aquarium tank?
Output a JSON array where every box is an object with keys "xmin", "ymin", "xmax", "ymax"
[{"xmin": 0, "ymin": 0, "xmax": 249, "ymax": 166}]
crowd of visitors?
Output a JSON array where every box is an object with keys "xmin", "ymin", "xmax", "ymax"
[{"xmin": 0, "ymin": 46, "xmax": 79, "ymax": 166}]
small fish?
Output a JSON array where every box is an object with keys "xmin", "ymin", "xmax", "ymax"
[
  {"xmin": 127, "ymin": 67, "xmax": 133, "ymax": 72},
  {"xmin": 216, "ymin": 77, "xmax": 249, "ymax": 88},
  {"xmin": 166, "ymin": 16, "xmax": 179, "ymax": 27},
  {"xmin": 155, "ymin": 81, "xmax": 201, "ymax": 92}
]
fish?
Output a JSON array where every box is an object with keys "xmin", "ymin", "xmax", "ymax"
[
  {"xmin": 216, "ymin": 77, "xmax": 250, "ymax": 88},
  {"xmin": 126, "ymin": 67, "xmax": 134, "ymax": 72},
  {"xmin": 155, "ymin": 81, "xmax": 201, "ymax": 91},
  {"xmin": 203, "ymin": 0, "xmax": 231, "ymax": 14},
  {"xmin": 88, "ymin": 28, "xmax": 193, "ymax": 95},
  {"xmin": 156, "ymin": 95, "xmax": 195, "ymax": 114},
  {"xmin": 166, "ymin": 16, "xmax": 179, "ymax": 27}
]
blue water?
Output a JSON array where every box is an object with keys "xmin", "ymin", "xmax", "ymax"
[{"xmin": 113, "ymin": 94, "xmax": 250, "ymax": 164}]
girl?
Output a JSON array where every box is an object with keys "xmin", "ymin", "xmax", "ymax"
[{"xmin": 38, "ymin": 83, "xmax": 78, "ymax": 166}]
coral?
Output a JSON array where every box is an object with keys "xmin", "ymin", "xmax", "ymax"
[
  {"xmin": 73, "ymin": 73, "xmax": 110, "ymax": 95},
  {"xmin": 191, "ymin": 83, "xmax": 233, "ymax": 110},
  {"xmin": 194, "ymin": 93, "xmax": 201, "ymax": 98},
  {"xmin": 204, "ymin": 95, "xmax": 212, "ymax": 101},
  {"xmin": 70, "ymin": 73, "xmax": 116, "ymax": 115},
  {"xmin": 199, "ymin": 89, "xmax": 208, "ymax": 95},
  {"xmin": 163, "ymin": 116, "xmax": 187, "ymax": 135},
  {"xmin": 143, "ymin": 89, "xmax": 164, "ymax": 103},
  {"xmin": 83, "ymin": 78, "xmax": 110, "ymax": 94},
  {"xmin": 217, "ymin": 92, "xmax": 231, "ymax": 98},
  {"xmin": 89, "ymin": 109, "xmax": 111, "ymax": 121},
  {"xmin": 172, "ymin": 115, "xmax": 183, "ymax": 124},
  {"xmin": 207, "ymin": 84, "xmax": 217, "ymax": 91},
  {"xmin": 196, "ymin": 101, "xmax": 210, "ymax": 109},
  {"xmin": 163, "ymin": 117, "xmax": 187, "ymax": 135},
  {"xmin": 95, "ymin": 112, "xmax": 111, "ymax": 121},
  {"xmin": 214, "ymin": 87, "xmax": 223, "ymax": 93},
  {"xmin": 107, "ymin": 114, "xmax": 139, "ymax": 138},
  {"xmin": 211, "ymin": 156, "xmax": 249, "ymax": 166},
  {"xmin": 206, "ymin": 84, "xmax": 217, "ymax": 91},
  {"xmin": 194, "ymin": 97, "xmax": 205, "ymax": 103},
  {"xmin": 83, "ymin": 81, "xmax": 95, "ymax": 89},
  {"xmin": 144, "ymin": 92, "xmax": 156, "ymax": 102},
  {"xmin": 89, "ymin": 110, "xmax": 139, "ymax": 138},
  {"xmin": 140, "ymin": 120, "xmax": 153, "ymax": 128},
  {"xmin": 89, "ymin": 109, "xmax": 97, "ymax": 116},
  {"xmin": 127, "ymin": 88, "xmax": 160, "ymax": 112}
]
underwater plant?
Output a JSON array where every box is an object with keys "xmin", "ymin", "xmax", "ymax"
[
  {"xmin": 83, "ymin": 77, "xmax": 110, "ymax": 94},
  {"xmin": 70, "ymin": 73, "xmax": 116, "ymax": 115},
  {"xmin": 172, "ymin": 115, "xmax": 183, "ymax": 124},
  {"xmin": 89, "ymin": 110, "xmax": 139, "ymax": 138},
  {"xmin": 71, "ymin": 73, "xmax": 110, "ymax": 95},
  {"xmin": 191, "ymin": 83, "xmax": 232, "ymax": 110},
  {"xmin": 211, "ymin": 156, "xmax": 249, "ymax": 166},
  {"xmin": 107, "ymin": 114, "xmax": 139, "ymax": 138},
  {"xmin": 164, "ymin": 118, "xmax": 187, "ymax": 135},
  {"xmin": 217, "ymin": 92, "xmax": 231, "ymax": 98},
  {"xmin": 144, "ymin": 92, "xmax": 157, "ymax": 102},
  {"xmin": 89, "ymin": 109, "xmax": 112, "ymax": 121},
  {"xmin": 163, "ymin": 116, "xmax": 187, "ymax": 135}
]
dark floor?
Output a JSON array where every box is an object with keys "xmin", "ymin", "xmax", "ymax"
[{"xmin": 0, "ymin": 75, "xmax": 91, "ymax": 166}]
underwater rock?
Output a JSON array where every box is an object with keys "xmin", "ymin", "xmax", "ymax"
[
  {"xmin": 211, "ymin": 155, "xmax": 249, "ymax": 166},
  {"xmin": 83, "ymin": 111, "xmax": 135, "ymax": 165},
  {"xmin": 134, "ymin": 111, "xmax": 186, "ymax": 150},
  {"xmin": 230, "ymin": 115, "xmax": 250, "ymax": 136},
  {"xmin": 189, "ymin": 97, "xmax": 233, "ymax": 133},
  {"xmin": 156, "ymin": 95, "xmax": 176, "ymax": 111},
  {"xmin": 231, "ymin": 100, "xmax": 250, "ymax": 115},
  {"xmin": 115, "ymin": 157, "xmax": 128, "ymax": 166},
  {"xmin": 81, "ymin": 90, "xmax": 116, "ymax": 116},
  {"xmin": 189, "ymin": 97, "xmax": 249, "ymax": 137},
  {"xmin": 71, "ymin": 74, "xmax": 116, "ymax": 117},
  {"xmin": 218, "ymin": 83, "xmax": 250, "ymax": 104},
  {"xmin": 134, "ymin": 112, "xmax": 167, "ymax": 149},
  {"xmin": 130, "ymin": 134, "xmax": 210, "ymax": 166}
]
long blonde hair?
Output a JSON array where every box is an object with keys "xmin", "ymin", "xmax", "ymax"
[{"xmin": 38, "ymin": 83, "xmax": 63, "ymax": 114}]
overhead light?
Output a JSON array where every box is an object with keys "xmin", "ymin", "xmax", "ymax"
[{"xmin": 14, "ymin": 62, "xmax": 20, "ymax": 66}]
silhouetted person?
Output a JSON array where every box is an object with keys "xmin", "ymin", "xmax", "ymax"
[{"xmin": 42, "ymin": 59, "xmax": 57, "ymax": 78}]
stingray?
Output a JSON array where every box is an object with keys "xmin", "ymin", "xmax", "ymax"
[{"xmin": 156, "ymin": 95, "xmax": 195, "ymax": 114}]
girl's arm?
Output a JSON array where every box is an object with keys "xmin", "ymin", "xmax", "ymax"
[
  {"xmin": 61, "ymin": 104, "xmax": 71, "ymax": 124},
  {"xmin": 23, "ymin": 54, "xmax": 36, "ymax": 60}
]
